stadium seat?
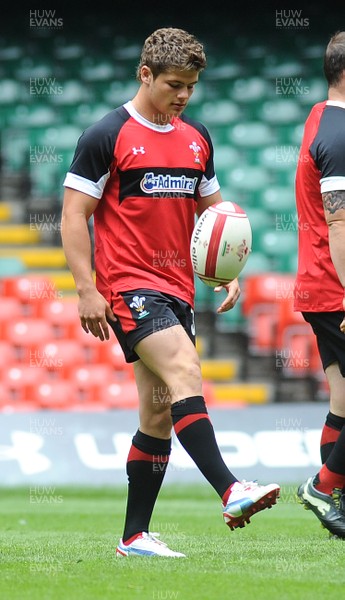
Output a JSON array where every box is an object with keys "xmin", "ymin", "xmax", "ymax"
[
  {"xmin": 228, "ymin": 122, "xmax": 276, "ymax": 147},
  {"xmin": 256, "ymin": 230, "xmax": 298, "ymax": 271},
  {"xmin": 230, "ymin": 77, "xmax": 268, "ymax": 103},
  {"xmin": 261, "ymin": 187, "xmax": 295, "ymax": 214},
  {"xmin": 0, "ymin": 341, "xmax": 18, "ymax": 372},
  {"xmin": 74, "ymin": 325, "xmax": 116, "ymax": 362},
  {"xmin": 0, "ymin": 297, "xmax": 24, "ymax": 336},
  {"xmin": 77, "ymin": 330, "xmax": 135, "ymax": 378},
  {"xmin": 71, "ymin": 364, "xmax": 114, "ymax": 402},
  {"xmin": 241, "ymin": 273, "xmax": 296, "ymax": 355},
  {"xmin": 1, "ymin": 274, "xmax": 58, "ymax": 316},
  {"xmin": 275, "ymin": 296, "xmax": 324, "ymax": 380},
  {"xmin": 97, "ymin": 340, "xmax": 135, "ymax": 379},
  {"xmin": 226, "ymin": 165, "xmax": 271, "ymax": 192},
  {"xmin": 259, "ymin": 99, "xmax": 303, "ymax": 124},
  {"xmin": 240, "ymin": 252, "xmax": 272, "ymax": 275},
  {"xmin": 0, "ymin": 256, "xmax": 26, "ymax": 277},
  {"xmin": 2, "ymin": 364, "xmax": 48, "ymax": 401},
  {"xmin": 5, "ymin": 318, "xmax": 54, "ymax": 360},
  {"xmin": 39, "ymin": 297, "xmax": 79, "ymax": 338},
  {"xmin": 33, "ymin": 380, "xmax": 78, "ymax": 409},
  {"xmin": 37, "ymin": 339, "xmax": 85, "ymax": 378},
  {"xmin": 0, "ymin": 383, "xmax": 13, "ymax": 407},
  {"xmin": 199, "ymin": 100, "xmax": 241, "ymax": 124},
  {"xmin": 100, "ymin": 380, "xmax": 139, "ymax": 409}
]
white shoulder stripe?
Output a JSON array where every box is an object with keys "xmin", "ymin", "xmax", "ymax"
[
  {"xmin": 198, "ymin": 174, "xmax": 220, "ymax": 197},
  {"xmin": 63, "ymin": 171, "xmax": 110, "ymax": 199},
  {"xmin": 320, "ymin": 176, "xmax": 345, "ymax": 194}
]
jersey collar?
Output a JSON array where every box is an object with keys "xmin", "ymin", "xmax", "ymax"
[
  {"xmin": 326, "ymin": 100, "xmax": 345, "ymax": 110},
  {"xmin": 124, "ymin": 100, "xmax": 175, "ymax": 132}
]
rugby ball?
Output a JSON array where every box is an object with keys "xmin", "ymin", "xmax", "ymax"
[{"xmin": 190, "ymin": 201, "xmax": 252, "ymax": 287}]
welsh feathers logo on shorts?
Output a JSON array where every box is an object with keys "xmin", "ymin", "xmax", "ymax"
[{"xmin": 129, "ymin": 295, "xmax": 150, "ymax": 319}]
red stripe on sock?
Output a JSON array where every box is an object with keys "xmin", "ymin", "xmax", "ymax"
[
  {"xmin": 321, "ymin": 424, "xmax": 341, "ymax": 445},
  {"xmin": 127, "ymin": 446, "xmax": 155, "ymax": 463},
  {"xmin": 173, "ymin": 413, "xmax": 210, "ymax": 435},
  {"xmin": 316, "ymin": 464, "xmax": 345, "ymax": 494},
  {"xmin": 127, "ymin": 445, "xmax": 170, "ymax": 463}
]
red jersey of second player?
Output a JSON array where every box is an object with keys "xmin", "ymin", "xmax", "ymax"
[{"xmin": 294, "ymin": 100, "xmax": 345, "ymax": 311}]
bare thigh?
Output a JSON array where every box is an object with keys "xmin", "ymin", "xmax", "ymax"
[{"xmin": 134, "ymin": 324, "xmax": 203, "ymax": 403}]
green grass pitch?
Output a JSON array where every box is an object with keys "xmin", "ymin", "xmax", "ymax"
[{"xmin": 1, "ymin": 484, "xmax": 345, "ymax": 600}]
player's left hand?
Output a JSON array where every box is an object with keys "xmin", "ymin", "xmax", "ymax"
[
  {"xmin": 214, "ymin": 279, "xmax": 241, "ymax": 313},
  {"xmin": 340, "ymin": 296, "xmax": 345, "ymax": 333}
]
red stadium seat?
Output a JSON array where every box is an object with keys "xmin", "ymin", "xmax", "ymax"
[
  {"xmin": 276, "ymin": 297, "xmax": 323, "ymax": 376},
  {"xmin": 100, "ymin": 381, "xmax": 139, "ymax": 409},
  {"xmin": 97, "ymin": 339, "xmax": 135, "ymax": 379},
  {"xmin": 2, "ymin": 364, "xmax": 48, "ymax": 401},
  {"xmin": 75, "ymin": 327, "xmax": 135, "ymax": 378},
  {"xmin": 38, "ymin": 297, "xmax": 80, "ymax": 338},
  {"xmin": 74, "ymin": 325, "xmax": 110, "ymax": 362},
  {"xmin": 0, "ymin": 297, "xmax": 24, "ymax": 336},
  {"xmin": 70, "ymin": 364, "xmax": 114, "ymax": 401},
  {"xmin": 37, "ymin": 339, "xmax": 85, "ymax": 377},
  {"xmin": 0, "ymin": 382, "xmax": 13, "ymax": 407},
  {"xmin": 242, "ymin": 272, "xmax": 296, "ymax": 355},
  {"xmin": 5, "ymin": 318, "xmax": 54, "ymax": 360},
  {"xmin": 1, "ymin": 275, "xmax": 58, "ymax": 316},
  {"xmin": 33, "ymin": 380, "xmax": 78, "ymax": 409},
  {"xmin": 0, "ymin": 340, "xmax": 18, "ymax": 372}
]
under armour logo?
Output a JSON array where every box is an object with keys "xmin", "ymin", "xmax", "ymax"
[{"xmin": 132, "ymin": 146, "xmax": 145, "ymax": 155}]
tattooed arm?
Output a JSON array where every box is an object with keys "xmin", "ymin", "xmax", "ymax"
[
  {"xmin": 323, "ymin": 190, "xmax": 345, "ymax": 330},
  {"xmin": 323, "ymin": 190, "xmax": 345, "ymax": 287}
]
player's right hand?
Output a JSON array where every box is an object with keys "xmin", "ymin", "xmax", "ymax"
[{"xmin": 78, "ymin": 288, "xmax": 116, "ymax": 341}]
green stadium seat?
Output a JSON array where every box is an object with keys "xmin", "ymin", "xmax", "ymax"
[
  {"xmin": 259, "ymin": 99, "xmax": 303, "ymax": 124},
  {"xmin": 0, "ymin": 257, "xmax": 26, "ymax": 278},
  {"xmin": 261, "ymin": 187, "xmax": 295, "ymax": 213},
  {"xmin": 257, "ymin": 229, "xmax": 298, "ymax": 271},
  {"xmin": 194, "ymin": 276, "xmax": 214, "ymax": 312},
  {"xmin": 240, "ymin": 252, "xmax": 272, "ymax": 275},
  {"xmin": 226, "ymin": 165, "xmax": 271, "ymax": 191},
  {"xmin": 230, "ymin": 77, "xmax": 268, "ymax": 103},
  {"xmin": 199, "ymin": 100, "xmax": 240, "ymax": 125},
  {"xmin": 297, "ymin": 78, "xmax": 327, "ymax": 106},
  {"xmin": 228, "ymin": 122, "xmax": 276, "ymax": 147}
]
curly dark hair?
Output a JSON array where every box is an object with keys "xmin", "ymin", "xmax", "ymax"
[{"xmin": 136, "ymin": 27, "xmax": 206, "ymax": 81}]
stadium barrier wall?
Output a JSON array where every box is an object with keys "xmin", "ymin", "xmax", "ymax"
[{"xmin": 0, "ymin": 403, "xmax": 324, "ymax": 486}]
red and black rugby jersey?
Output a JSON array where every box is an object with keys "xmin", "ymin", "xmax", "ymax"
[
  {"xmin": 64, "ymin": 101, "xmax": 220, "ymax": 308},
  {"xmin": 294, "ymin": 100, "xmax": 345, "ymax": 311}
]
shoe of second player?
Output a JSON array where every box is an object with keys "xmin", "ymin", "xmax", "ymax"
[
  {"xmin": 223, "ymin": 480, "xmax": 280, "ymax": 530},
  {"xmin": 297, "ymin": 476, "xmax": 345, "ymax": 538},
  {"xmin": 116, "ymin": 532, "xmax": 186, "ymax": 558}
]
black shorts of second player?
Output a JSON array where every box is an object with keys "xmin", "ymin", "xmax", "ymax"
[
  {"xmin": 302, "ymin": 311, "xmax": 345, "ymax": 376},
  {"xmin": 108, "ymin": 289, "xmax": 196, "ymax": 363}
]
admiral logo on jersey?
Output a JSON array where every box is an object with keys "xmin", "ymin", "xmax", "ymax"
[{"xmin": 140, "ymin": 172, "xmax": 198, "ymax": 194}]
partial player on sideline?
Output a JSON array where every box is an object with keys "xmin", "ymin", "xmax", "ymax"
[
  {"xmin": 295, "ymin": 31, "xmax": 345, "ymax": 538},
  {"xmin": 61, "ymin": 27, "xmax": 280, "ymax": 558}
]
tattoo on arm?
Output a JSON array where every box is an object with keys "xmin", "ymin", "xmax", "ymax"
[{"xmin": 322, "ymin": 191, "xmax": 345, "ymax": 215}]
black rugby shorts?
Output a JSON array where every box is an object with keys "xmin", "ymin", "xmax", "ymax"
[{"xmin": 108, "ymin": 289, "xmax": 196, "ymax": 363}]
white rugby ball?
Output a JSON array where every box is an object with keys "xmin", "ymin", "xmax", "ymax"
[{"xmin": 190, "ymin": 201, "xmax": 252, "ymax": 287}]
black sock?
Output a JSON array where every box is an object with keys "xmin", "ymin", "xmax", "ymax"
[
  {"xmin": 320, "ymin": 412, "xmax": 345, "ymax": 464},
  {"xmin": 171, "ymin": 396, "xmax": 237, "ymax": 500},
  {"xmin": 122, "ymin": 429, "xmax": 171, "ymax": 543}
]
